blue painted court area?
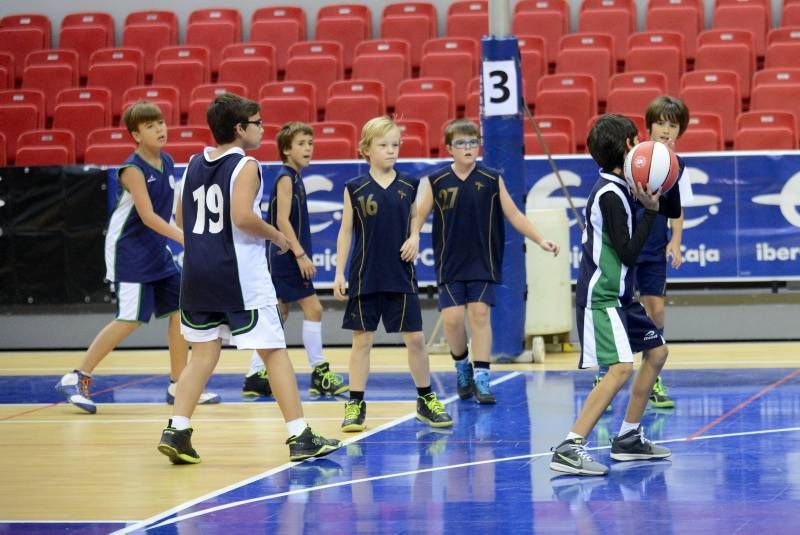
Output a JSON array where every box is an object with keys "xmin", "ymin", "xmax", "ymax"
[{"xmin": 3, "ymin": 368, "xmax": 800, "ymax": 534}]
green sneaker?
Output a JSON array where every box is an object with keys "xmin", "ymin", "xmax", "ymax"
[
  {"xmin": 309, "ymin": 362, "xmax": 349, "ymax": 397},
  {"xmin": 593, "ymin": 375, "xmax": 613, "ymax": 413},
  {"xmin": 649, "ymin": 376, "xmax": 675, "ymax": 409},
  {"xmin": 286, "ymin": 426, "xmax": 342, "ymax": 462},
  {"xmin": 341, "ymin": 399, "xmax": 366, "ymax": 432},
  {"xmin": 416, "ymin": 392, "xmax": 453, "ymax": 428}
]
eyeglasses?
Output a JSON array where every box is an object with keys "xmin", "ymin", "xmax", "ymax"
[
  {"xmin": 450, "ymin": 138, "xmax": 480, "ymax": 149},
  {"xmin": 241, "ymin": 119, "xmax": 263, "ymax": 129}
]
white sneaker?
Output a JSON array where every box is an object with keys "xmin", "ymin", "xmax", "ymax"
[
  {"xmin": 55, "ymin": 371, "xmax": 97, "ymax": 414},
  {"xmin": 166, "ymin": 382, "xmax": 221, "ymax": 405}
]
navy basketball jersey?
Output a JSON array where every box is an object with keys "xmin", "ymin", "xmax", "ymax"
[
  {"xmin": 267, "ymin": 164, "xmax": 312, "ymax": 277},
  {"xmin": 345, "ymin": 172, "xmax": 418, "ymax": 295},
  {"xmin": 428, "ymin": 163, "xmax": 505, "ymax": 284},
  {"xmin": 105, "ymin": 151, "xmax": 179, "ymax": 283},
  {"xmin": 180, "ymin": 147, "xmax": 276, "ymax": 312},
  {"xmin": 635, "ymin": 155, "xmax": 687, "ymax": 262},
  {"xmin": 576, "ymin": 171, "xmax": 637, "ymax": 309}
]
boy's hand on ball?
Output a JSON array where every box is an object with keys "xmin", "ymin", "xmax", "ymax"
[{"xmin": 633, "ymin": 182, "xmax": 660, "ymax": 211}]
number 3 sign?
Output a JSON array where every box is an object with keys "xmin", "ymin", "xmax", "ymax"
[{"xmin": 481, "ymin": 60, "xmax": 519, "ymax": 117}]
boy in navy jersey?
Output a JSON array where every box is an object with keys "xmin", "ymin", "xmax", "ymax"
[
  {"xmin": 243, "ymin": 122, "xmax": 348, "ymax": 399},
  {"xmin": 595, "ymin": 97, "xmax": 694, "ymax": 411},
  {"xmin": 413, "ymin": 119, "xmax": 559, "ymax": 404},
  {"xmin": 550, "ymin": 114, "xmax": 681, "ymax": 476},
  {"xmin": 55, "ymin": 101, "xmax": 219, "ymax": 413},
  {"xmin": 157, "ymin": 93, "xmax": 341, "ymax": 464},
  {"xmin": 333, "ymin": 115, "xmax": 452, "ymax": 432}
]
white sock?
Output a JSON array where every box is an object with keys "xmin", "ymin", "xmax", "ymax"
[
  {"xmin": 286, "ymin": 418, "xmax": 307, "ymax": 437},
  {"xmin": 302, "ymin": 320, "xmax": 325, "ymax": 368},
  {"xmin": 171, "ymin": 416, "xmax": 191, "ymax": 430},
  {"xmin": 619, "ymin": 420, "xmax": 640, "ymax": 436},
  {"xmin": 566, "ymin": 431, "xmax": 583, "ymax": 442},
  {"xmin": 248, "ymin": 350, "xmax": 265, "ymax": 375}
]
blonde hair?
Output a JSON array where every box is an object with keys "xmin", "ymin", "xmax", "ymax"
[
  {"xmin": 122, "ymin": 100, "xmax": 164, "ymax": 134},
  {"xmin": 358, "ymin": 115, "xmax": 399, "ymax": 162}
]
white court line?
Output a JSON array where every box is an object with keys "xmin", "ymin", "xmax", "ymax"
[
  {"xmin": 0, "ymin": 416, "xmax": 402, "ymax": 425},
  {"xmin": 111, "ymin": 372, "xmax": 521, "ymax": 535},
  {"xmin": 140, "ymin": 424, "xmax": 800, "ymax": 532},
  {"xmin": 0, "ymin": 520, "xmax": 136, "ymax": 524}
]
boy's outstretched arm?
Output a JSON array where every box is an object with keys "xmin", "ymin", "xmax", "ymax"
[
  {"xmin": 120, "ymin": 166, "xmax": 184, "ymax": 246},
  {"xmin": 231, "ymin": 160, "xmax": 290, "ymax": 252},
  {"xmin": 497, "ymin": 177, "xmax": 560, "ymax": 256},
  {"xmin": 333, "ymin": 189, "xmax": 353, "ymax": 300}
]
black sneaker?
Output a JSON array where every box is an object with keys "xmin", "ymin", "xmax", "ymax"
[
  {"xmin": 157, "ymin": 424, "xmax": 200, "ymax": 465},
  {"xmin": 454, "ymin": 359, "xmax": 474, "ymax": 400},
  {"xmin": 473, "ymin": 372, "xmax": 496, "ymax": 404},
  {"xmin": 416, "ymin": 392, "xmax": 453, "ymax": 428},
  {"xmin": 286, "ymin": 426, "xmax": 342, "ymax": 462},
  {"xmin": 242, "ymin": 369, "xmax": 271, "ymax": 397},
  {"xmin": 549, "ymin": 438, "xmax": 609, "ymax": 476},
  {"xmin": 610, "ymin": 425, "xmax": 671, "ymax": 461},
  {"xmin": 341, "ymin": 399, "xmax": 366, "ymax": 432},
  {"xmin": 309, "ymin": 362, "xmax": 349, "ymax": 397}
]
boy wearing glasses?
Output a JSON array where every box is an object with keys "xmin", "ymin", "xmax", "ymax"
[
  {"xmin": 413, "ymin": 119, "xmax": 560, "ymax": 404},
  {"xmin": 157, "ymin": 93, "xmax": 341, "ymax": 464}
]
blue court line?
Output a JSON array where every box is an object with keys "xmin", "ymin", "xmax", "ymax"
[
  {"xmin": 111, "ymin": 371, "xmax": 522, "ymax": 535},
  {"xmin": 136, "ymin": 424, "xmax": 800, "ymax": 532}
]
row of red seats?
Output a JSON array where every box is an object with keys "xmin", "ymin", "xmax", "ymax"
[
  {"xmin": 2, "ymin": 106, "xmax": 795, "ymax": 168},
  {"xmin": 5, "ymin": 24, "xmax": 799, "ymax": 125}
]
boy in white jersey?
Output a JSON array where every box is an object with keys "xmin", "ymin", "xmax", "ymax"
[
  {"xmin": 157, "ymin": 93, "xmax": 341, "ymax": 464},
  {"xmin": 550, "ymin": 114, "xmax": 680, "ymax": 476},
  {"xmin": 55, "ymin": 101, "xmax": 219, "ymax": 413}
]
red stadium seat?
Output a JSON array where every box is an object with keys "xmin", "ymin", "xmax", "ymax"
[
  {"xmin": 0, "ymin": 131, "xmax": 6, "ymax": 166},
  {"xmin": 695, "ymin": 30, "xmax": 754, "ymax": 99},
  {"xmin": 250, "ymin": 6, "xmax": 306, "ymax": 73},
  {"xmin": 517, "ymin": 35, "xmax": 547, "ymax": 108},
  {"xmin": 309, "ymin": 121, "xmax": 358, "ymax": 159},
  {"xmin": 53, "ymin": 87, "xmax": 112, "ymax": 161},
  {"xmin": 169, "ymin": 126, "xmax": 214, "ymax": 147},
  {"xmin": 153, "ymin": 46, "xmax": 211, "ymax": 115},
  {"xmin": 218, "ymin": 43, "xmax": 277, "ymax": 99},
  {"xmin": 379, "ymin": 2, "xmax": 437, "ymax": 70},
  {"xmin": 0, "ymin": 26, "xmax": 47, "ymax": 82},
  {"xmin": 395, "ymin": 77, "xmax": 456, "ymax": 153},
  {"xmin": 609, "ymin": 71, "xmax": 668, "ymax": 93},
  {"xmin": 352, "ymin": 39, "xmax": 411, "ymax": 108},
  {"xmin": 186, "ymin": 8, "xmax": 242, "ymax": 75},
  {"xmin": 713, "ymin": 0, "xmax": 769, "ymax": 57},
  {"xmin": 325, "ymin": 79, "xmax": 386, "ymax": 131},
  {"xmin": 512, "ymin": 0, "xmax": 569, "ymax": 65},
  {"xmin": 0, "ymin": 13, "xmax": 51, "ymax": 46},
  {"xmin": 420, "ymin": 37, "xmax": 479, "ymax": 108},
  {"xmin": 535, "ymin": 74, "xmax": 597, "ymax": 147},
  {"xmin": 524, "ymin": 114, "xmax": 575, "ymax": 155},
  {"xmin": 21, "ymin": 49, "xmax": 79, "ymax": 118},
  {"xmin": 645, "ymin": 0, "xmax": 702, "ymax": 61},
  {"xmin": 734, "ymin": 110, "xmax": 798, "ymax": 150},
  {"xmin": 625, "ymin": 31, "xmax": 685, "ymax": 96},
  {"xmin": 259, "ymin": 81, "xmax": 317, "ymax": 124},
  {"xmin": 750, "ymin": 70, "xmax": 800, "ymax": 141},
  {"xmin": 0, "ymin": 89, "xmax": 45, "ymax": 158},
  {"xmin": 87, "ymin": 47, "xmax": 144, "ymax": 118},
  {"xmin": 446, "ymin": 1, "xmax": 489, "ymax": 43},
  {"xmin": 578, "ymin": 2, "xmax": 634, "ymax": 64},
  {"xmin": 85, "ymin": 125, "xmax": 136, "ymax": 165},
  {"xmin": 16, "ymin": 128, "xmax": 75, "ymax": 165},
  {"xmin": 764, "ymin": 29, "xmax": 800, "ymax": 69},
  {"xmin": 396, "ymin": 118, "xmax": 430, "ymax": 157},
  {"xmin": 187, "ymin": 83, "xmax": 248, "ymax": 126},
  {"xmin": 782, "ymin": 3, "xmax": 800, "ymax": 27},
  {"xmin": 605, "ymin": 86, "xmax": 663, "ymax": 118},
  {"xmin": 674, "ymin": 112, "xmax": 723, "ymax": 152},
  {"xmin": 122, "ymin": 10, "xmax": 178, "ymax": 78},
  {"xmin": 87, "ymin": 126, "xmax": 131, "ymax": 146},
  {"xmin": 315, "ymin": 4, "xmax": 372, "ymax": 71},
  {"xmin": 0, "ymin": 51, "xmax": 13, "ymax": 88},
  {"xmin": 59, "ymin": 12, "xmax": 115, "ymax": 78},
  {"xmin": 556, "ymin": 33, "xmax": 615, "ymax": 102},
  {"xmin": 285, "ymin": 41, "xmax": 343, "ymax": 111},
  {"xmin": 680, "ymin": 70, "xmax": 740, "ymax": 143}
]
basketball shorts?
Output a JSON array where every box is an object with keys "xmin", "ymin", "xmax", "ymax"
[
  {"xmin": 634, "ymin": 260, "xmax": 668, "ymax": 297},
  {"xmin": 272, "ymin": 273, "xmax": 316, "ymax": 303},
  {"xmin": 180, "ymin": 305, "xmax": 286, "ymax": 349},
  {"xmin": 576, "ymin": 301, "xmax": 665, "ymax": 369},
  {"xmin": 115, "ymin": 273, "xmax": 180, "ymax": 323},
  {"xmin": 437, "ymin": 281, "xmax": 496, "ymax": 310},
  {"xmin": 342, "ymin": 292, "xmax": 423, "ymax": 333}
]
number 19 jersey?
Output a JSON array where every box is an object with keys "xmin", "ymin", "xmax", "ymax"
[{"xmin": 180, "ymin": 147, "xmax": 276, "ymax": 312}]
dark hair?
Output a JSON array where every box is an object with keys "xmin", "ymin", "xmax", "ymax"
[
  {"xmin": 122, "ymin": 100, "xmax": 163, "ymax": 134},
  {"xmin": 645, "ymin": 96, "xmax": 690, "ymax": 135},
  {"xmin": 277, "ymin": 121, "xmax": 314, "ymax": 162},
  {"xmin": 206, "ymin": 93, "xmax": 260, "ymax": 144},
  {"xmin": 444, "ymin": 118, "xmax": 480, "ymax": 146},
  {"xmin": 586, "ymin": 114, "xmax": 639, "ymax": 172}
]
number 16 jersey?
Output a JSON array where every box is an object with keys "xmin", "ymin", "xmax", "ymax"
[{"xmin": 180, "ymin": 147, "xmax": 276, "ymax": 312}]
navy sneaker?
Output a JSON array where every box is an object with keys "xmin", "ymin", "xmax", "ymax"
[
  {"xmin": 55, "ymin": 370, "xmax": 96, "ymax": 414},
  {"xmin": 455, "ymin": 359, "xmax": 474, "ymax": 400},
  {"xmin": 473, "ymin": 371, "xmax": 496, "ymax": 404}
]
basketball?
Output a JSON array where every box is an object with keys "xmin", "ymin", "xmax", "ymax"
[{"xmin": 623, "ymin": 140, "xmax": 680, "ymax": 194}]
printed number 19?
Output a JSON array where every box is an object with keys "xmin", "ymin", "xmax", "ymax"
[{"xmin": 191, "ymin": 184, "xmax": 224, "ymax": 234}]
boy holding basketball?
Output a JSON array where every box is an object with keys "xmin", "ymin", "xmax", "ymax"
[
  {"xmin": 550, "ymin": 114, "xmax": 681, "ymax": 476},
  {"xmin": 595, "ymin": 96, "xmax": 694, "ymax": 411}
]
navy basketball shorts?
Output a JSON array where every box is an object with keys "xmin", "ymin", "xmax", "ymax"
[
  {"xmin": 576, "ymin": 301, "xmax": 665, "ymax": 369},
  {"xmin": 437, "ymin": 281, "xmax": 496, "ymax": 310},
  {"xmin": 342, "ymin": 292, "xmax": 423, "ymax": 333},
  {"xmin": 180, "ymin": 305, "xmax": 286, "ymax": 349},
  {"xmin": 272, "ymin": 273, "xmax": 316, "ymax": 303},
  {"xmin": 114, "ymin": 273, "xmax": 180, "ymax": 323},
  {"xmin": 634, "ymin": 260, "xmax": 668, "ymax": 297}
]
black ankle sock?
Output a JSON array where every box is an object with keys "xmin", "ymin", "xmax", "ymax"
[
  {"xmin": 417, "ymin": 385, "xmax": 432, "ymax": 397},
  {"xmin": 349, "ymin": 390, "xmax": 364, "ymax": 402},
  {"xmin": 451, "ymin": 349, "xmax": 469, "ymax": 362},
  {"xmin": 474, "ymin": 361, "xmax": 490, "ymax": 371}
]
